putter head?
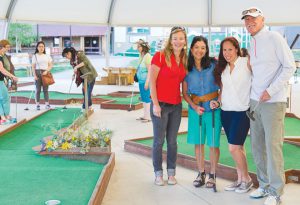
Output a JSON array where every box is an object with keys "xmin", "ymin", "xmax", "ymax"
[
  {"xmin": 246, "ymin": 110, "xmax": 256, "ymax": 121},
  {"xmin": 213, "ymin": 185, "xmax": 217, "ymax": 192},
  {"xmin": 62, "ymin": 106, "xmax": 67, "ymax": 109},
  {"xmin": 24, "ymin": 107, "xmax": 29, "ymax": 111},
  {"xmin": 127, "ymin": 108, "xmax": 133, "ymax": 112}
]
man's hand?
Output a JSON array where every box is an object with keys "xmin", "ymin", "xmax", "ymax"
[{"xmin": 260, "ymin": 90, "xmax": 271, "ymax": 102}]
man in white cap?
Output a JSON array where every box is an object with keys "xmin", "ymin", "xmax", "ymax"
[{"xmin": 241, "ymin": 6, "xmax": 296, "ymax": 205}]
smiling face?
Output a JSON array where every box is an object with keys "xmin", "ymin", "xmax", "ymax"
[
  {"xmin": 170, "ymin": 31, "xmax": 186, "ymax": 52},
  {"xmin": 244, "ymin": 15, "xmax": 264, "ymax": 36},
  {"xmin": 191, "ymin": 40, "xmax": 207, "ymax": 62},
  {"xmin": 222, "ymin": 40, "xmax": 238, "ymax": 64}
]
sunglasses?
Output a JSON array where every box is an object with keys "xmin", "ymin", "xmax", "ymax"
[
  {"xmin": 171, "ymin": 26, "xmax": 186, "ymax": 32},
  {"xmin": 242, "ymin": 8, "xmax": 261, "ymax": 16}
]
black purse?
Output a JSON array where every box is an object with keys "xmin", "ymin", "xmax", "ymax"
[{"xmin": 134, "ymin": 73, "xmax": 138, "ymax": 82}]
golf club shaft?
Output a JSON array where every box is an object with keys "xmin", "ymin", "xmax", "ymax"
[
  {"xmin": 128, "ymin": 83, "xmax": 135, "ymax": 109},
  {"xmin": 212, "ymin": 108, "xmax": 217, "ymax": 192}
]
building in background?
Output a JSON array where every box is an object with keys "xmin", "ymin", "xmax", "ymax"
[{"xmin": 38, "ymin": 24, "xmax": 107, "ymax": 55}]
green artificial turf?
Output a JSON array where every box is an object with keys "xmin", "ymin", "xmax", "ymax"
[
  {"xmin": 0, "ymin": 108, "xmax": 105, "ymax": 205},
  {"xmin": 136, "ymin": 133, "xmax": 300, "ymax": 173},
  {"xmin": 11, "ymin": 91, "xmax": 141, "ymax": 105},
  {"xmin": 15, "ymin": 65, "xmax": 72, "ymax": 77}
]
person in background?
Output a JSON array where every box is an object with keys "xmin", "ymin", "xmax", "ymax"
[
  {"xmin": 0, "ymin": 42, "xmax": 18, "ymax": 124},
  {"xmin": 62, "ymin": 47, "xmax": 98, "ymax": 110},
  {"xmin": 0, "ymin": 39, "xmax": 17, "ymax": 91},
  {"xmin": 150, "ymin": 26, "xmax": 187, "ymax": 186},
  {"xmin": 32, "ymin": 41, "xmax": 53, "ymax": 110},
  {"xmin": 242, "ymin": 7, "xmax": 296, "ymax": 205},
  {"xmin": 183, "ymin": 36, "xmax": 221, "ymax": 189},
  {"xmin": 135, "ymin": 39, "xmax": 152, "ymax": 122},
  {"xmin": 240, "ymin": 47, "xmax": 249, "ymax": 57},
  {"xmin": 212, "ymin": 37, "xmax": 253, "ymax": 194}
]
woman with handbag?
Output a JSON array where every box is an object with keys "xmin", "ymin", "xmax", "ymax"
[
  {"xmin": 32, "ymin": 41, "xmax": 53, "ymax": 110},
  {"xmin": 135, "ymin": 39, "xmax": 152, "ymax": 122},
  {"xmin": 150, "ymin": 27, "xmax": 187, "ymax": 186},
  {"xmin": 0, "ymin": 42, "xmax": 18, "ymax": 124},
  {"xmin": 62, "ymin": 47, "xmax": 98, "ymax": 110}
]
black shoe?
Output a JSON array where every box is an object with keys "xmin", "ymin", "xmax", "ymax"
[
  {"xmin": 193, "ymin": 171, "xmax": 206, "ymax": 188},
  {"xmin": 36, "ymin": 105, "xmax": 40, "ymax": 111}
]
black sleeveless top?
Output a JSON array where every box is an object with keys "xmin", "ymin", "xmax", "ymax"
[{"xmin": 0, "ymin": 56, "xmax": 5, "ymax": 81}]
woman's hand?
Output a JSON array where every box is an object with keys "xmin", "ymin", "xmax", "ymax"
[
  {"xmin": 210, "ymin": 100, "xmax": 220, "ymax": 109},
  {"xmin": 42, "ymin": 70, "xmax": 48, "ymax": 75},
  {"xmin": 12, "ymin": 76, "xmax": 18, "ymax": 82},
  {"xmin": 34, "ymin": 75, "xmax": 38, "ymax": 81},
  {"xmin": 192, "ymin": 104, "xmax": 205, "ymax": 115},
  {"xmin": 144, "ymin": 82, "xmax": 149, "ymax": 90},
  {"xmin": 153, "ymin": 104, "xmax": 161, "ymax": 118}
]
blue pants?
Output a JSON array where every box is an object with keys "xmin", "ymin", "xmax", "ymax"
[
  {"xmin": 82, "ymin": 79, "xmax": 95, "ymax": 109},
  {"xmin": 0, "ymin": 81, "xmax": 10, "ymax": 116},
  {"xmin": 138, "ymin": 82, "xmax": 151, "ymax": 103},
  {"xmin": 150, "ymin": 102, "xmax": 182, "ymax": 177}
]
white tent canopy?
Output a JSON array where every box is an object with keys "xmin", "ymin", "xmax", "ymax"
[{"xmin": 1, "ymin": 0, "xmax": 300, "ymax": 27}]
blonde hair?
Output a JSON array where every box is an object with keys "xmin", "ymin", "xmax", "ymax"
[
  {"xmin": 162, "ymin": 27, "xmax": 187, "ymax": 68},
  {"xmin": 0, "ymin": 39, "xmax": 11, "ymax": 47}
]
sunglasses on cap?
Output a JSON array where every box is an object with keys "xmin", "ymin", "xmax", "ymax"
[
  {"xmin": 242, "ymin": 8, "xmax": 261, "ymax": 16},
  {"xmin": 171, "ymin": 26, "xmax": 186, "ymax": 32}
]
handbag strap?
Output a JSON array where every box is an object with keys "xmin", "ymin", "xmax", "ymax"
[{"xmin": 137, "ymin": 55, "xmax": 145, "ymax": 71}]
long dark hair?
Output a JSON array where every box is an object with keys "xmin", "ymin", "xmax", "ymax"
[
  {"xmin": 214, "ymin": 37, "xmax": 241, "ymax": 86},
  {"xmin": 62, "ymin": 47, "xmax": 78, "ymax": 65},
  {"xmin": 34, "ymin": 41, "xmax": 46, "ymax": 54},
  {"xmin": 187, "ymin": 36, "xmax": 214, "ymax": 72}
]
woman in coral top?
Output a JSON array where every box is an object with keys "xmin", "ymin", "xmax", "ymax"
[{"xmin": 150, "ymin": 27, "xmax": 187, "ymax": 186}]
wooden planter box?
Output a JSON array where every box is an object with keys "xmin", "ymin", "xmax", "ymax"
[{"xmin": 124, "ymin": 132, "xmax": 300, "ymax": 186}]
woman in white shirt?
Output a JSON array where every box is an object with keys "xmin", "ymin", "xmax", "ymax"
[
  {"xmin": 212, "ymin": 37, "xmax": 253, "ymax": 194},
  {"xmin": 32, "ymin": 41, "xmax": 53, "ymax": 110}
]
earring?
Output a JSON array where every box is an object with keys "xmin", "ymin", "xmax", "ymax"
[{"xmin": 184, "ymin": 45, "xmax": 187, "ymax": 50}]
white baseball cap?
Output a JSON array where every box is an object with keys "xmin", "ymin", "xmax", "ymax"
[{"xmin": 241, "ymin": 7, "xmax": 263, "ymax": 20}]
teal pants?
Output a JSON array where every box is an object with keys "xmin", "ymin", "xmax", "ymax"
[
  {"xmin": 187, "ymin": 106, "xmax": 222, "ymax": 147},
  {"xmin": 0, "ymin": 81, "xmax": 10, "ymax": 116}
]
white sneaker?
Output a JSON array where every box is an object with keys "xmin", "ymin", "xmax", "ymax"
[
  {"xmin": 250, "ymin": 187, "xmax": 268, "ymax": 198},
  {"xmin": 264, "ymin": 196, "xmax": 281, "ymax": 205},
  {"xmin": 167, "ymin": 176, "xmax": 177, "ymax": 185},
  {"xmin": 235, "ymin": 180, "xmax": 253, "ymax": 193},
  {"xmin": 224, "ymin": 181, "xmax": 241, "ymax": 191},
  {"xmin": 154, "ymin": 176, "xmax": 164, "ymax": 186}
]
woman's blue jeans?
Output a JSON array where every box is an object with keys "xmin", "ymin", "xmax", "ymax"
[
  {"xmin": 82, "ymin": 79, "xmax": 95, "ymax": 109},
  {"xmin": 150, "ymin": 102, "xmax": 182, "ymax": 177}
]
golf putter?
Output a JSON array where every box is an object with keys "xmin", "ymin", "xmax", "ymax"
[
  {"xmin": 246, "ymin": 100, "xmax": 260, "ymax": 121},
  {"xmin": 24, "ymin": 90, "xmax": 34, "ymax": 111},
  {"xmin": 63, "ymin": 78, "xmax": 74, "ymax": 109},
  {"xmin": 211, "ymin": 108, "xmax": 217, "ymax": 192},
  {"xmin": 127, "ymin": 83, "xmax": 135, "ymax": 111}
]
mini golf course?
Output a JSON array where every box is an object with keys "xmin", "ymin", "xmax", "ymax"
[
  {"xmin": 125, "ymin": 117, "xmax": 300, "ymax": 186},
  {"xmin": 0, "ymin": 108, "xmax": 114, "ymax": 205},
  {"xmin": 10, "ymin": 91, "xmax": 143, "ymax": 110}
]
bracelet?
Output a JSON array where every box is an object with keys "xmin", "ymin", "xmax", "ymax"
[{"xmin": 217, "ymin": 100, "xmax": 222, "ymax": 108}]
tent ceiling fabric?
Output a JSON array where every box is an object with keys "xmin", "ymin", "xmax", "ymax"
[
  {"xmin": 213, "ymin": 0, "xmax": 300, "ymax": 26},
  {"xmin": 0, "ymin": 0, "xmax": 300, "ymax": 26}
]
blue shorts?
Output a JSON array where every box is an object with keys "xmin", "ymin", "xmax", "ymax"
[
  {"xmin": 221, "ymin": 110, "xmax": 250, "ymax": 145},
  {"xmin": 187, "ymin": 106, "xmax": 222, "ymax": 147},
  {"xmin": 139, "ymin": 82, "xmax": 151, "ymax": 103}
]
